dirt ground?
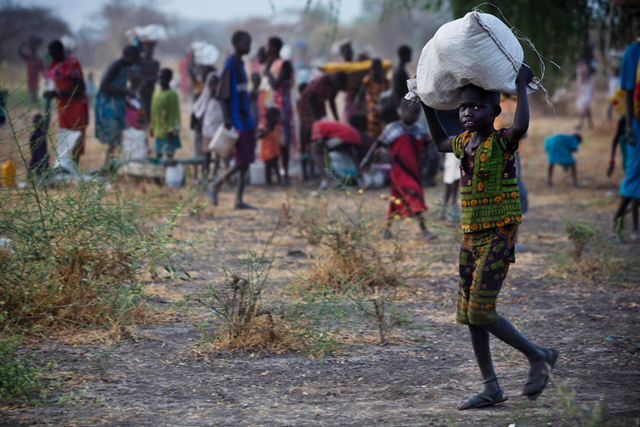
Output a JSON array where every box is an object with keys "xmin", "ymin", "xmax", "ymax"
[{"xmin": 1, "ymin": 82, "xmax": 640, "ymax": 426}]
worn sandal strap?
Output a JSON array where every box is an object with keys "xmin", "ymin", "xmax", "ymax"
[{"xmin": 482, "ymin": 376, "xmax": 499, "ymax": 384}]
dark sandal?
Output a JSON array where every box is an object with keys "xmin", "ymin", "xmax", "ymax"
[
  {"xmin": 522, "ymin": 348, "xmax": 559, "ymax": 401},
  {"xmin": 458, "ymin": 377, "xmax": 508, "ymax": 410}
]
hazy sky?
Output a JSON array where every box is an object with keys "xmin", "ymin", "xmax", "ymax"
[{"xmin": 22, "ymin": 0, "xmax": 364, "ymax": 30}]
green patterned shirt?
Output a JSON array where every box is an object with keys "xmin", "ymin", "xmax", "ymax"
[{"xmin": 452, "ymin": 130, "xmax": 522, "ymax": 233}]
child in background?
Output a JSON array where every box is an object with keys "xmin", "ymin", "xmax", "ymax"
[
  {"xmin": 28, "ymin": 113, "xmax": 48, "ymax": 176},
  {"xmin": 126, "ymin": 73, "xmax": 144, "ymax": 129},
  {"xmin": 150, "ymin": 68, "xmax": 181, "ymax": 158},
  {"xmin": 544, "ymin": 133, "xmax": 582, "ymax": 187},
  {"xmin": 192, "ymin": 71, "xmax": 224, "ymax": 179},
  {"xmin": 361, "ymin": 99, "xmax": 437, "ymax": 240},
  {"xmin": 258, "ymin": 107, "xmax": 282, "ymax": 186},
  {"xmin": 440, "ymin": 153, "xmax": 461, "ymax": 220},
  {"xmin": 422, "ymin": 64, "xmax": 558, "ymax": 409}
]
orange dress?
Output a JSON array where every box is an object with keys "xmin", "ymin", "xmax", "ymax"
[
  {"xmin": 259, "ymin": 124, "xmax": 281, "ymax": 161},
  {"xmin": 363, "ymin": 75, "xmax": 390, "ymax": 138}
]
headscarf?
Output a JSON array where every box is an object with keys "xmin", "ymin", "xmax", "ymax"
[{"xmin": 193, "ymin": 71, "xmax": 220, "ymax": 119}]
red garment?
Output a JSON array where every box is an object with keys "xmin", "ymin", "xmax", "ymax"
[
  {"xmin": 49, "ymin": 56, "xmax": 89, "ymax": 155},
  {"xmin": 311, "ymin": 121, "xmax": 361, "ymax": 145},
  {"xmin": 297, "ymin": 75, "xmax": 338, "ymax": 127},
  {"xmin": 259, "ymin": 124, "xmax": 281, "ymax": 161},
  {"xmin": 387, "ymin": 133, "xmax": 427, "ymax": 218},
  {"xmin": 25, "ymin": 57, "xmax": 44, "ymax": 93}
]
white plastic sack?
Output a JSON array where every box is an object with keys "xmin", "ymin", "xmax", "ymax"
[
  {"xmin": 126, "ymin": 24, "xmax": 167, "ymax": 43},
  {"xmin": 121, "ymin": 128, "xmax": 148, "ymax": 161},
  {"xmin": 191, "ymin": 41, "xmax": 220, "ymax": 66},
  {"xmin": 409, "ymin": 11, "xmax": 538, "ymax": 110},
  {"xmin": 53, "ymin": 128, "xmax": 80, "ymax": 174}
]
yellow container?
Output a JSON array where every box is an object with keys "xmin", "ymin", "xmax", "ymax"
[{"xmin": 1, "ymin": 160, "xmax": 16, "ymax": 188}]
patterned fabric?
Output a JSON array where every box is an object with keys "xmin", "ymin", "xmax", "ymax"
[
  {"xmin": 363, "ymin": 75, "xmax": 390, "ymax": 137},
  {"xmin": 456, "ymin": 224, "xmax": 517, "ymax": 326},
  {"xmin": 452, "ymin": 130, "xmax": 522, "ymax": 233},
  {"xmin": 380, "ymin": 121, "xmax": 428, "ymax": 218},
  {"xmin": 379, "ymin": 121, "xmax": 426, "ymax": 147},
  {"xmin": 95, "ymin": 61, "xmax": 129, "ymax": 146},
  {"xmin": 151, "ymin": 87, "xmax": 181, "ymax": 140}
]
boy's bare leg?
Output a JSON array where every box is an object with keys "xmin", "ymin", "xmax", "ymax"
[
  {"xmin": 235, "ymin": 166, "xmax": 257, "ymax": 209},
  {"xmin": 547, "ymin": 164, "xmax": 554, "ymax": 187},
  {"xmin": 481, "ymin": 316, "xmax": 556, "ymax": 398},
  {"xmin": 613, "ymin": 197, "xmax": 633, "ymax": 233},
  {"xmin": 208, "ymin": 164, "xmax": 243, "ymax": 206},
  {"xmin": 633, "ymin": 200, "xmax": 639, "ymax": 233},
  {"xmin": 570, "ymin": 164, "xmax": 578, "ymax": 188}
]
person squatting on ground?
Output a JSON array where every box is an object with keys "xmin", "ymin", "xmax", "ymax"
[
  {"xmin": 311, "ymin": 114, "xmax": 369, "ymax": 190},
  {"xmin": 150, "ymin": 68, "xmax": 181, "ymax": 158},
  {"xmin": 45, "ymin": 40, "xmax": 90, "ymax": 166},
  {"xmin": 421, "ymin": 64, "xmax": 559, "ymax": 410},
  {"xmin": 258, "ymin": 107, "xmax": 282, "ymax": 186},
  {"xmin": 208, "ymin": 31, "xmax": 258, "ymax": 210},
  {"xmin": 297, "ymin": 72, "xmax": 349, "ymax": 181},
  {"xmin": 544, "ymin": 133, "xmax": 582, "ymax": 188},
  {"xmin": 264, "ymin": 36, "xmax": 295, "ymax": 186},
  {"xmin": 612, "ymin": 38, "xmax": 640, "ymax": 239},
  {"xmin": 192, "ymin": 71, "xmax": 224, "ymax": 181},
  {"xmin": 95, "ymin": 45, "xmax": 140, "ymax": 169},
  {"xmin": 361, "ymin": 99, "xmax": 437, "ymax": 241}
]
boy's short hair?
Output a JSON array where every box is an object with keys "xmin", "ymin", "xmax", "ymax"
[
  {"xmin": 298, "ymin": 82, "xmax": 308, "ymax": 94},
  {"xmin": 397, "ymin": 44, "xmax": 412, "ymax": 58},
  {"xmin": 573, "ymin": 133, "xmax": 582, "ymax": 143},
  {"xmin": 268, "ymin": 36, "xmax": 283, "ymax": 52},
  {"xmin": 160, "ymin": 68, "xmax": 173, "ymax": 80},
  {"xmin": 348, "ymin": 114, "xmax": 368, "ymax": 131},
  {"xmin": 32, "ymin": 113, "xmax": 43, "ymax": 125},
  {"xmin": 266, "ymin": 107, "xmax": 281, "ymax": 122},
  {"xmin": 232, "ymin": 31, "xmax": 250, "ymax": 45}
]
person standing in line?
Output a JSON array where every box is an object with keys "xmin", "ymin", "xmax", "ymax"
[
  {"xmin": 392, "ymin": 45, "xmax": 412, "ymax": 107},
  {"xmin": 44, "ymin": 40, "xmax": 89, "ymax": 165},
  {"xmin": 18, "ymin": 35, "xmax": 45, "ymax": 104},
  {"xmin": 265, "ymin": 36, "xmax": 295, "ymax": 186},
  {"xmin": 95, "ymin": 46, "xmax": 140, "ymax": 168}
]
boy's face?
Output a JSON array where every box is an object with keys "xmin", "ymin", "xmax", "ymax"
[
  {"xmin": 459, "ymin": 86, "xmax": 500, "ymax": 132},
  {"xmin": 234, "ymin": 35, "xmax": 251, "ymax": 56},
  {"xmin": 401, "ymin": 102, "xmax": 420, "ymax": 125},
  {"xmin": 159, "ymin": 71, "xmax": 172, "ymax": 87}
]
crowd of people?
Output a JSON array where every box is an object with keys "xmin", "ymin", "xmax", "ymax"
[{"xmin": 9, "ymin": 28, "xmax": 640, "ymax": 241}]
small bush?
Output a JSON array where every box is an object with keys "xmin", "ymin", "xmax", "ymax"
[{"xmin": 0, "ymin": 336, "xmax": 43, "ymax": 402}]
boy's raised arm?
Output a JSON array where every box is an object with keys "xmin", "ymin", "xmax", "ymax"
[
  {"xmin": 504, "ymin": 64, "xmax": 534, "ymax": 146},
  {"xmin": 420, "ymin": 102, "xmax": 453, "ymax": 152}
]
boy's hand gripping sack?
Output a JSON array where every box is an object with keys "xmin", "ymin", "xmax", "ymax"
[{"xmin": 408, "ymin": 11, "xmax": 538, "ymax": 110}]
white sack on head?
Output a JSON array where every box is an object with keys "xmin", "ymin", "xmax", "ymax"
[
  {"xmin": 407, "ymin": 11, "xmax": 538, "ymax": 110},
  {"xmin": 60, "ymin": 34, "xmax": 77, "ymax": 52},
  {"xmin": 191, "ymin": 41, "xmax": 220, "ymax": 66},
  {"xmin": 126, "ymin": 24, "xmax": 167, "ymax": 43}
]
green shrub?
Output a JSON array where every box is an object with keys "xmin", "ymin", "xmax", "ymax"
[{"xmin": 0, "ymin": 335, "xmax": 43, "ymax": 402}]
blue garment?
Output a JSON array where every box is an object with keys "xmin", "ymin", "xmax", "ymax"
[
  {"xmin": 154, "ymin": 134, "xmax": 182, "ymax": 157},
  {"xmin": 544, "ymin": 134, "xmax": 579, "ymax": 165},
  {"xmin": 619, "ymin": 41, "xmax": 640, "ymax": 199},
  {"xmin": 222, "ymin": 56, "xmax": 255, "ymax": 132},
  {"xmin": 95, "ymin": 61, "xmax": 130, "ymax": 146}
]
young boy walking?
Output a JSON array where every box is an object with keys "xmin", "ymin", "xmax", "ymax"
[
  {"xmin": 208, "ymin": 31, "xmax": 257, "ymax": 209},
  {"xmin": 361, "ymin": 99, "xmax": 437, "ymax": 240},
  {"xmin": 421, "ymin": 64, "xmax": 558, "ymax": 410}
]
